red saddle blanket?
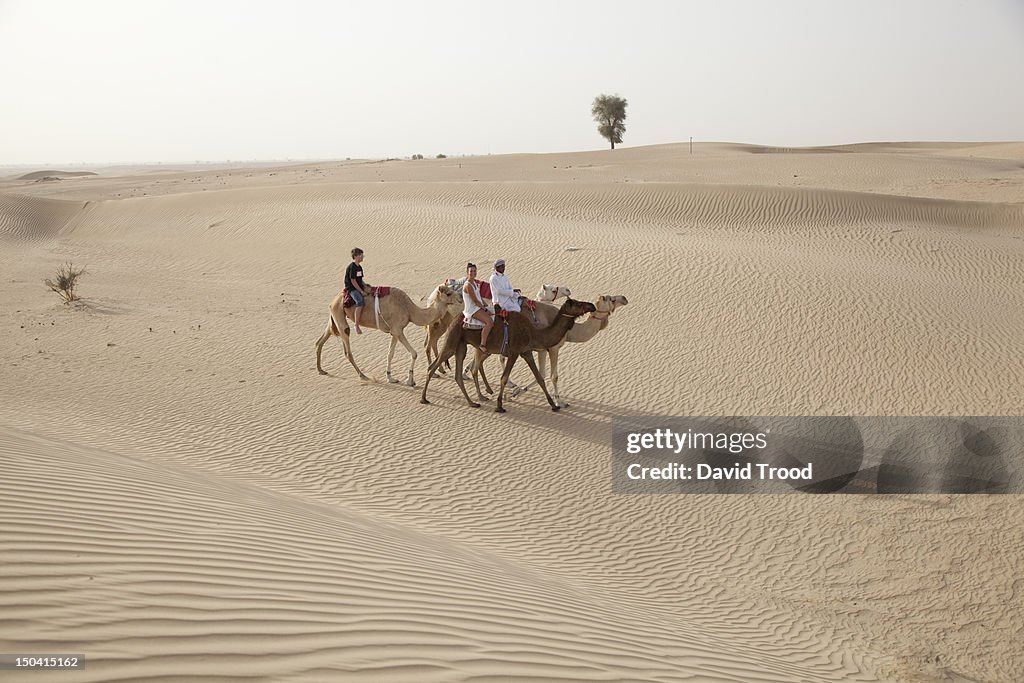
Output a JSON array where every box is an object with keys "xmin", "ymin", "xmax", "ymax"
[{"xmin": 343, "ymin": 286, "xmax": 391, "ymax": 308}]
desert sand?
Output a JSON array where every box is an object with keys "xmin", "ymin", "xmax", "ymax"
[{"xmin": 2, "ymin": 142, "xmax": 1023, "ymax": 682}]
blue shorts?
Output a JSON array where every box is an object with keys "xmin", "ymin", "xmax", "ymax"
[{"xmin": 348, "ymin": 288, "xmax": 365, "ymax": 307}]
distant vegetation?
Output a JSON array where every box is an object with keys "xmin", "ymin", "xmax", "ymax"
[
  {"xmin": 591, "ymin": 94, "xmax": 628, "ymax": 149},
  {"xmin": 436, "ymin": 153, "xmax": 447, "ymax": 159},
  {"xmin": 411, "ymin": 154, "xmax": 424, "ymax": 160},
  {"xmin": 45, "ymin": 262, "xmax": 87, "ymax": 304}
]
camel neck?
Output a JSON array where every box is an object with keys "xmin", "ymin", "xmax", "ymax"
[
  {"xmin": 532, "ymin": 311, "xmax": 576, "ymax": 347},
  {"xmin": 409, "ymin": 296, "xmax": 446, "ymax": 327},
  {"xmin": 572, "ymin": 315, "xmax": 606, "ymax": 341}
]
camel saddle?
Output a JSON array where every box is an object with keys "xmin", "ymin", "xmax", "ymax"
[
  {"xmin": 463, "ymin": 308, "xmax": 513, "ymax": 329},
  {"xmin": 343, "ymin": 285, "xmax": 391, "ymax": 308}
]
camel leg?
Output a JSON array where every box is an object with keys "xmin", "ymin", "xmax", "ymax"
[
  {"xmin": 503, "ymin": 346, "xmax": 524, "ymax": 396},
  {"xmin": 315, "ymin": 320, "xmax": 332, "ymax": 375},
  {"xmin": 508, "ymin": 376, "xmax": 526, "ymax": 397},
  {"xmin": 420, "ymin": 355, "xmax": 443, "ymax": 404},
  {"xmin": 453, "ymin": 342, "xmax": 480, "ymax": 408},
  {"xmin": 385, "ymin": 335, "xmax": 400, "ymax": 383},
  {"xmin": 434, "ymin": 331, "xmax": 448, "ymax": 374},
  {"xmin": 426, "ymin": 324, "xmax": 447, "ymax": 375},
  {"xmin": 548, "ymin": 346, "xmax": 564, "ymax": 407},
  {"xmin": 495, "ymin": 354, "xmax": 518, "ymax": 413},
  {"xmin": 521, "ymin": 352, "xmax": 560, "ymax": 412},
  {"xmin": 475, "ymin": 351, "xmax": 495, "ymax": 395},
  {"xmin": 339, "ymin": 324, "xmax": 369, "ymax": 381},
  {"xmin": 437, "ymin": 329, "xmax": 452, "ymax": 374},
  {"xmin": 511, "ymin": 348, "xmax": 546, "ymax": 394},
  {"xmin": 396, "ymin": 329, "xmax": 418, "ymax": 386},
  {"xmin": 420, "ymin": 341, "xmax": 455, "ymax": 404},
  {"xmin": 469, "ymin": 356, "xmax": 484, "ymax": 400},
  {"xmin": 470, "ymin": 349, "xmax": 491, "ymax": 400}
]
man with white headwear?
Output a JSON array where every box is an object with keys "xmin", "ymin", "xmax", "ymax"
[{"xmin": 489, "ymin": 258, "xmax": 521, "ymax": 313}]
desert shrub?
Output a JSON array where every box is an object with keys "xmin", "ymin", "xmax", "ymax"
[
  {"xmin": 411, "ymin": 153, "xmax": 424, "ymax": 160},
  {"xmin": 436, "ymin": 153, "xmax": 447, "ymax": 159},
  {"xmin": 45, "ymin": 262, "xmax": 86, "ymax": 304}
]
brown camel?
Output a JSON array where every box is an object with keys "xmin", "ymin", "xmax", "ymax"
[
  {"xmin": 468, "ymin": 295, "xmax": 627, "ymax": 403},
  {"xmin": 420, "ymin": 298, "xmax": 596, "ymax": 413},
  {"xmin": 518, "ymin": 295, "xmax": 628, "ymax": 406},
  {"xmin": 316, "ymin": 284, "xmax": 456, "ymax": 386}
]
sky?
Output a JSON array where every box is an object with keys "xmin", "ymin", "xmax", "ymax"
[{"xmin": 1, "ymin": 0, "xmax": 1023, "ymax": 164}]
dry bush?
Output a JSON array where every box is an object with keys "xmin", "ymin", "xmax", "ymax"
[{"xmin": 45, "ymin": 262, "xmax": 87, "ymax": 304}]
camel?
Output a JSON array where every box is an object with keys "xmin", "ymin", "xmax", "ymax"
[
  {"xmin": 468, "ymin": 295, "xmax": 628, "ymax": 405},
  {"xmin": 520, "ymin": 295, "xmax": 628, "ymax": 406},
  {"xmin": 423, "ymin": 280, "xmax": 570, "ymax": 373},
  {"xmin": 316, "ymin": 284, "xmax": 456, "ymax": 386},
  {"xmin": 422, "ymin": 279, "xmax": 467, "ymax": 374},
  {"xmin": 420, "ymin": 298, "xmax": 596, "ymax": 413}
]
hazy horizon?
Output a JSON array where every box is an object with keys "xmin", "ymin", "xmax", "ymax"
[{"xmin": 2, "ymin": 0, "xmax": 1023, "ymax": 166}]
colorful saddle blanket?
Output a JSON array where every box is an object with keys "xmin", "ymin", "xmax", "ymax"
[{"xmin": 343, "ymin": 285, "xmax": 391, "ymax": 308}]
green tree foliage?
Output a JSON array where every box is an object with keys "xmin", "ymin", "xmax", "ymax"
[{"xmin": 591, "ymin": 94, "xmax": 627, "ymax": 149}]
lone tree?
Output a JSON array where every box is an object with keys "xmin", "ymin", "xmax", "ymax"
[{"xmin": 591, "ymin": 93, "xmax": 627, "ymax": 149}]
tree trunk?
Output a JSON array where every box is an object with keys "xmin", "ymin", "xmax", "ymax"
[{"xmin": 610, "ymin": 139, "xmax": 615, "ymax": 150}]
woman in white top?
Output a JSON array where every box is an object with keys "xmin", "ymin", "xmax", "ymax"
[{"xmin": 462, "ymin": 262, "xmax": 494, "ymax": 348}]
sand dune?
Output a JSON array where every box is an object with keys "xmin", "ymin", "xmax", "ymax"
[
  {"xmin": 1, "ymin": 142, "xmax": 1023, "ymax": 681},
  {"xmin": 0, "ymin": 193, "xmax": 85, "ymax": 241},
  {"xmin": 15, "ymin": 170, "xmax": 98, "ymax": 181},
  {"xmin": 1, "ymin": 424, "xmax": 883, "ymax": 682}
]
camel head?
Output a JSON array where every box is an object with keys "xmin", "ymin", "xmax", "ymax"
[
  {"xmin": 536, "ymin": 284, "xmax": 572, "ymax": 302},
  {"xmin": 428, "ymin": 284, "xmax": 456, "ymax": 308},
  {"xmin": 559, "ymin": 298, "xmax": 597, "ymax": 319},
  {"xmin": 591, "ymin": 295, "xmax": 628, "ymax": 326},
  {"xmin": 438, "ymin": 278, "xmax": 465, "ymax": 305},
  {"xmin": 595, "ymin": 295, "xmax": 628, "ymax": 314}
]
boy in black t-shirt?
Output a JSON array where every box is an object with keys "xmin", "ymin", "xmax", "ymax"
[{"xmin": 345, "ymin": 248, "xmax": 371, "ymax": 334}]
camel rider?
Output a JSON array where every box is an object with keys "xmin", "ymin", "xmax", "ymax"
[
  {"xmin": 462, "ymin": 262, "xmax": 494, "ymax": 348},
  {"xmin": 489, "ymin": 258, "xmax": 521, "ymax": 313},
  {"xmin": 345, "ymin": 247, "xmax": 372, "ymax": 334}
]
